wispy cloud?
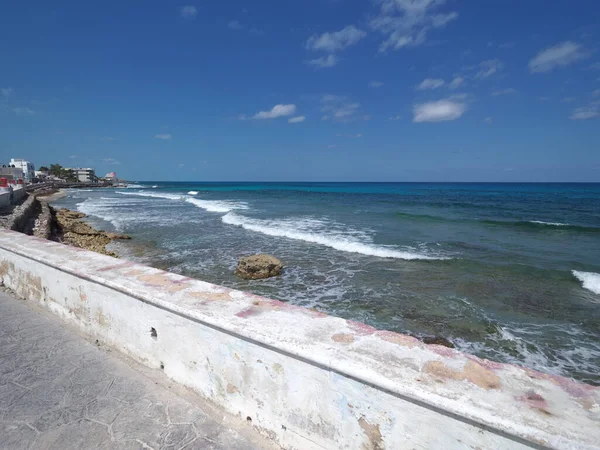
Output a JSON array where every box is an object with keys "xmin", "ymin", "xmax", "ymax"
[
  {"xmin": 321, "ymin": 94, "xmax": 361, "ymax": 122},
  {"xmin": 570, "ymin": 105, "xmax": 599, "ymax": 120},
  {"xmin": 484, "ymin": 117, "xmax": 493, "ymax": 124},
  {"xmin": 1, "ymin": 87, "xmax": 13, "ymax": 97},
  {"xmin": 13, "ymin": 107, "xmax": 35, "ymax": 116},
  {"xmin": 306, "ymin": 54, "xmax": 339, "ymax": 69},
  {"xmin": 389, "ymin": 115, "xmax": 402, "ymax": 121},
  {"xmin": 369, "ymin": 80, "xmax": 384, "ymax": 88},
  {"xmin": 529, "ymin": 41, "xmax": 587, "ymax": 73},
  {"xmin": 102, "ymin": 157, "xmax": 121, "ymax": 165},
  {"xmin": 306, "ymin": 25, "xmax": 366, "ymax": 52},
  {"xmin": 154, "ymin": 133, "xmax": 172, "ymax": 140},
  {"xmin": 336, "ymin": 133, "xmax": 362, "ymax": 138},
  {"xmin": 228, "ymin": 20, "xmax": 244, "ymax": 30},
  {"xmin": 413, "ymin": 99, "xmax": 467, "ymax": 123},
  {"xmin": 370, "ymin": 0, "xmax": 458, "ymax": 52},
  {"xmin": 101, "ymin": 136, "xmax": 116, "ymax": 141},
  {"xmin": 417, "ymin": 78, "xmax": 445, "ymax": 90},
  {"xmin": 491, "ymin": 88, "xmax": 517, "ymax": 96},
  {"xmin": 474, "ymin": 59, "xmax": 503, "ymax": 79},
  {"xmin": 593, "ymin": 89, "xmax": 600, "ymax": 97},
  {"xmin": 252, "ymin": 104, "xmax": 296, "ymax": 120},
  {"xmin": 288, "ymin": 116, "xmax": 306, "ymax": 123},
  {"xmin": 179, "ymin": 6, "xmax": 197, "ymax": 20},
  {"xmin": 448, "ymin": 76, "xmax": 464, "ymax": 89}
]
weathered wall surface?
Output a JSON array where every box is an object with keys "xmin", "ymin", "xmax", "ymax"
[
  {"xmin": 5, "ymin": 194, "xmax": 37, "ymax": 232},
  {"xmin": 0, "ymin": 230, "xmax": 598, "ymax": 450},
  {"xmin": 0, "ymin": 186, "xmax": 26, "ymax": 208}
]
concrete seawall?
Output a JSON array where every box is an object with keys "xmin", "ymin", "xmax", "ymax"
[{"xmin": 0, "ymin": 230, "xmax": 598, "ymax": 449}]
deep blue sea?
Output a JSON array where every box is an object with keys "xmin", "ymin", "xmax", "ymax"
[{"xmin": 53, "ymin": 182, "xmax": 600, "ymax": 385}]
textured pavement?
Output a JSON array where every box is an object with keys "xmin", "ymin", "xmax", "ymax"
[{"xmin": 0, "ymin": 290, "xmax": 274, "ymax": 450}]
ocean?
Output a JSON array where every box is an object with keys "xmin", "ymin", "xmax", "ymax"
[{"xmin": 52, "ymin": 182, "xmax": 600, "ymax": 385}]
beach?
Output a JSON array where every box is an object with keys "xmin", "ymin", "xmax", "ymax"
[{"xmin": 50, "ymin": 182, "xmax": 600, "ymax": 385}]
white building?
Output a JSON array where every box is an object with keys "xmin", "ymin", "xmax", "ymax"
[
  {"xmin": 9, "ymin": 159, "xmax": 35, "ymax": 183},
  {"xmin": 68, "ymin": 168, "xmax": 96, "ymax": 183}
]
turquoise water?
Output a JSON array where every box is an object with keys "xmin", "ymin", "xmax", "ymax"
[{"xmin": 54, "ymin": 182, "xmax": 600, "ymax": 385}]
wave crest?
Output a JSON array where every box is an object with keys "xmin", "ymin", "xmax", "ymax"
[
  {"xmin": 573, "ymin": 271, "xmax": 600, "ymax": 295},
  {"xmin": 222, "ymin": 212, "xmax": 448, "ymax": 260}
]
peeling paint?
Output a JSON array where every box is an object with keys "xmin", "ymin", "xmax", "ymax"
[{"xmin": 358, "ymin": 417, "xmax": 384, "ymax": 450}]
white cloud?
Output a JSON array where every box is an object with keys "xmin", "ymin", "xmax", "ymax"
[
  {"xmin": 154, "ymin": 133, "xmax": 172, "ymax": 140},
  {"xmin": 306, "ymin": 54, "xmax": 339, "ymax": 69},
  {"xmin": 228, "ymin": 20, "xmax": 243, "ymax": 30},
  {"xmin": 413, "ymin": 99, "xmax": 467, "ymax": 123},
  {"xmin": 389, "ymin": 115, "xmax": 402, "ymax": 120},
  {"xmin": 306, "ymin": 26, "xmax": 366, "ymax": 53},
  {"xmin": 321, "ymin": 95, "xmax": 361, "ymax": 122},
  {"xmin": 1, "ymin": 87, "xmax": 13, "ymax": 97},
  {"xmin": 336, "ymin": 133, "xmax": 362, "ymax": 138},
  {"xmin": 288, "ymin": 116, "xmax": 306, "ymax": 123},
  {"xmin": 69, "ymin": 155, "xmax": 77, "ymax": 159},
  {"xmin": 448, "ymin": 76, "xmax": 464, "ymax": 89},
  {"xmin": 13, "ymin": 107, "xmax": 34, "ymax": 116},
  {"xmin": 370, "ymin": 0, "xmax": 458, "ymax": 52},
  {"xmin": 484, "ymin": 117, "xmax": 492, "ymax": 124},
  {"xmin": 570, "ymin": 104, "xmax": 599, "ymax": 120},
  {"xmin": 179, "ymin": 6, "xmax": 197, "ymax": 19},
  {"xmin": 101, "ymin": 136, "xmax": 116, "ymax": 141},
  {"xmin": 491, "ymin": 88, "xmax": 517, "ymax": 96},
  {"xmin": 102, "ymin": 157, "xmax": 121, "ymax": 165},
  {"xmin": 592, "ymin": 89, "xmax": 600, "ymax": 97},
  {"xmin": 253, "ymin": 104, "xmax": 296, "ymax": 120},
  {"xmin": 369, "ymin": 80, "xmax": 384, "ymax": 88},
  {"xmin": 249, "ymin": 27, "xmax": 265, "ymax": 36},
  {"xmin": 474, "ymin": 59, "xmax": 503, "ymax": 79},
  {"xmin": 417, "ymin": 78, "xmax": 445, "ymax": 90},
  {"xmin": 529, "ymin": 41, "xmax": 587, "ymax": 73}
]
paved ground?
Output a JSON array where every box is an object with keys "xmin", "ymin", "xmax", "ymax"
[{"xmin": 0, "ymin": 290, "xmax": 276, "ymax": 450}]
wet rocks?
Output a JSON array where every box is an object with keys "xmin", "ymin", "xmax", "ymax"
[
  {"xmin": 422, "ymin": 336, "xmax": 455, "ymax": 349},
  {"xmin": 53, "ymin": 208, "xmax": 130, "ymax": 257},
  {"xmin": 235, "ymin": 254, "xmax": 283, "ymax": 280}
]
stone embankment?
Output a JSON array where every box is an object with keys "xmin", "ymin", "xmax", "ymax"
[{"xmin": 1, "ymin": 193, "xmax": 130, "ymax": 257}]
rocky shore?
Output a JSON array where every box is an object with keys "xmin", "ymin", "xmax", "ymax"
[{"xmin": 52, "ymin": 208, "xmax": 130, "ymax": 257}]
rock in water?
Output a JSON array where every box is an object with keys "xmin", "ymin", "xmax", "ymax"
[
  {"xmin": 422, "ymin": 336, "xmax": 455, "ymax": 348},
  {"xmin": 235, "ymin": 254, "xmax": 283, "ymax": 280}
]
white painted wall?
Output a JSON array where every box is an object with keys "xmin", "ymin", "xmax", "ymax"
[{"xmin": 0, "ymin": 230, "xmax": 598, "ymax": 450}]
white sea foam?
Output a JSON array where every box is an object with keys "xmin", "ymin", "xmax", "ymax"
[
  {"xmin": 529, "ymin": 220, "xmax": 568, "ymax": 226},
  {"xmin": 185, "ymin": 197, "xmax": 248, "ymax": 213},
  {"xmin": 221, "ymin": 212, "xmax": 447, "ymax": 260},
  {"xmin": 116, "ymin": 191, "xmax": 185, "ymax": 200},
  {"xmin": 573, "ymin": 271, "xmax": 600, "ymax": 295},
  {"xmin": 125, "ymin": 184, "xmax": 147, "ymax": 189},
  {"xmin": 152, "ymin": 185, "xmax": 158, "ymax": 188},
  {"xmin": 187, "ymin": 191, "xmax": 199, "ymax": 195}
]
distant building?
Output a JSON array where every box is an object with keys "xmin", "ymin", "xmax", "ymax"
[
  {"xmin": 0, "ymin": 166, "xmax": 25, "ymax": 182},
  {"xmin": 104, "ymin": 172, "xmax": 117, "ymax": 182},
  {"xmin": 9, "ymin": 159, "xmax": 35, "ymax": 183},
  {"xmin": 68, "ymin": 168, "xmax": 96, "ymax": 183},
  {"xmin": 34, "ymin": 170, "xmax": 48, "ymax": 179}
]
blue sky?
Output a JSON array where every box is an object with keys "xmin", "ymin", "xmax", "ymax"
[{"xmin": 1, "ymin": 0, "xmax": 599, "ymax": 182}]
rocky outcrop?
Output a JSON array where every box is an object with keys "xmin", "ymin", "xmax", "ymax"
[
  {"xmin": 235, "ymin": 254, "xmax": 283, "ymax": 280},
  {"xmin": 53, "ymin": 208, "xmax": 130, "ymax": 258},
  {"xmin": 422, "ymin": 336, "xmax": 455, "ymax": 349}
]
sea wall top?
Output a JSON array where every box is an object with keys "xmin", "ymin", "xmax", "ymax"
[{"xmin": 0, "ymin": 229, "xmax": 598, "ymax": 449}]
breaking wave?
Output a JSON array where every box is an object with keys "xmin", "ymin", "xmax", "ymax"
[
  {"xmin": 222, "ymin": 212, "xmax": 448, "ymax": 260},
  {"xmin": 573, "ymin": 271, "xmax": 600, "ymax": 295}
]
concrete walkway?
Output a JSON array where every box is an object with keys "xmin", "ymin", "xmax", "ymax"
[{"xmin": 0, "ymin": 291, "xmax": 275, "ymax": 450}]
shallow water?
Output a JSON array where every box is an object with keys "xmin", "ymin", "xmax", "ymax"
[{"xmin": 53, "ymin": 182, "xmax": 600, "ymax": 385}]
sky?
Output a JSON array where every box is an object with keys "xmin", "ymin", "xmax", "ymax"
[{"xmin": 1, "ymin": 0, "xmax": 600, "ymax": 182}]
